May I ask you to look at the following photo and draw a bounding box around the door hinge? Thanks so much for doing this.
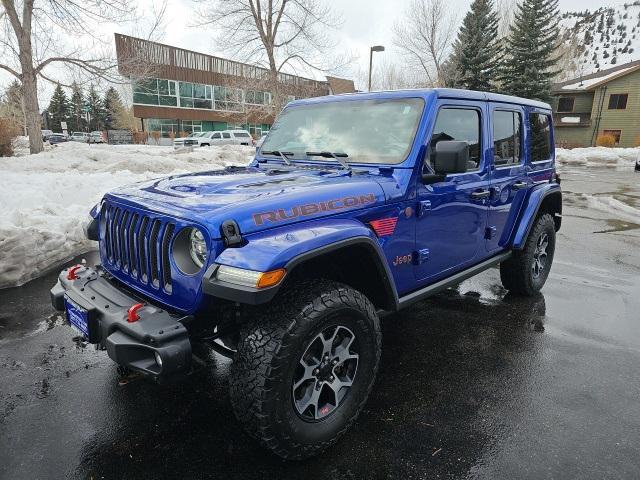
[419,200,431,218]
[485,226,497,239]
[414,248,430,264]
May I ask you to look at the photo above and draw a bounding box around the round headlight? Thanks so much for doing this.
[189,228,207,268]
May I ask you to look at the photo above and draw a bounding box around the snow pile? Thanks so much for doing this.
[556,147,640,167]
[0,142,254,288]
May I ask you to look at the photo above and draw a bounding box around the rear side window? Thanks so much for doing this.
[493,110,522,167]
[529,113,552,162]
[222,132,231,138]
[234,132,251,138]
[430,108,481,170]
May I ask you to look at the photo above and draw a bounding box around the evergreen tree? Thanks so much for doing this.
[68,82,86,132]
[103,87,124,130]
[0,81,25,132]
[85,85,104,131]
[48,84,70,132]
[450,0,502,91]
[500,0,560,102]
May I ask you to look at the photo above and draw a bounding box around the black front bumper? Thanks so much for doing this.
[51,266,192,380]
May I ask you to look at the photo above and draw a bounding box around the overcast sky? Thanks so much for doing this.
[0,0,624,105]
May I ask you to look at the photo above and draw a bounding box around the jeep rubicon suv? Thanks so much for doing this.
[51,89,562,459]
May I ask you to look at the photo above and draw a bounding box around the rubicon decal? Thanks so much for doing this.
[252,194,376,226]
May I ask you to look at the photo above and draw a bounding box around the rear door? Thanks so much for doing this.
[222,132,232,145]
[486,104,528,252]
[414,101,492,282]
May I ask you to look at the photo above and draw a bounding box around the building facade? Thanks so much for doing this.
[114,34,355,138]
[551,60,640,148]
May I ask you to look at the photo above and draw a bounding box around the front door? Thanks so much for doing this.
[486,104,529,252]
[414,102,492,282]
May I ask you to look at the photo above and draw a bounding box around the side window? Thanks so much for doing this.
[212,133,221,139]
[430,108,481,170]
[222,132,231,139]
[493,110,522,167]
[529,113,552,162]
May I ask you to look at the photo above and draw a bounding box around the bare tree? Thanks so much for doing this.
[193,0,349,110]
[0,0,134,153]
[393,0,458,87]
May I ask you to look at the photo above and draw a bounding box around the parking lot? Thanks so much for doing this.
[1,165,639,480]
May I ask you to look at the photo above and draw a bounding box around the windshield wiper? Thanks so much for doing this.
[305,151,350,170]
[261,150,293,166]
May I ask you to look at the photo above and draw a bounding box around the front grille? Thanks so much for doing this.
[101,203,176,293]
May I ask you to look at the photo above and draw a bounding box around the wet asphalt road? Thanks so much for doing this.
[1,166,639,480]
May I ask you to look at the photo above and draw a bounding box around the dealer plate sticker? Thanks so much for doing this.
[64,296,89,337]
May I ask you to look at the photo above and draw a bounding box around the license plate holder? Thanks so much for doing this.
[64,295,90,337]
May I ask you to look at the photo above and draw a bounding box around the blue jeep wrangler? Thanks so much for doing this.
[51,89,561,459]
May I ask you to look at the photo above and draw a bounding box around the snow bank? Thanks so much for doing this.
[0,142,253,288]
[556,147,640,167]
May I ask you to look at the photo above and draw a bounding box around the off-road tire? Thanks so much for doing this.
[228,279,381,460]
[500,213,556,296]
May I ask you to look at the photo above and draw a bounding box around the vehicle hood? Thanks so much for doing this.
[105,165,394,238]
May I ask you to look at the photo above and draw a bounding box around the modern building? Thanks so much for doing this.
[551,60,640,148]
[114,34,355,139]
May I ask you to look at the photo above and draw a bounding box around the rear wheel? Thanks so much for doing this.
[228,279,381,459]
[500,213,556,296]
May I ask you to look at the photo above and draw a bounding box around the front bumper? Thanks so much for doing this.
[51,265,192,380]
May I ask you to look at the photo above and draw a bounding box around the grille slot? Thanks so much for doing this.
[100,203,176,292]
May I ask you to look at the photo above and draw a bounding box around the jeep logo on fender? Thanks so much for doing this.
[252,194,377,226]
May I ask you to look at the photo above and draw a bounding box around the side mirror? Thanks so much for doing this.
[433,141,469,174]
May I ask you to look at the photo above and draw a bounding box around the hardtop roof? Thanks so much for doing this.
[289,88,552,110]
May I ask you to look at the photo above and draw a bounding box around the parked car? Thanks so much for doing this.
[198,130,253,147]
[41,129,53,141]
[70,132,90,142]
[48,133,68,145]
[87,131,104,144]
[173,131,207,149]
[51,89,561,460]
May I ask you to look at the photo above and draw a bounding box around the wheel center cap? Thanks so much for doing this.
[316,361,334,381]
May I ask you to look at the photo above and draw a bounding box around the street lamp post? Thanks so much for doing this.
[368,45,385,92]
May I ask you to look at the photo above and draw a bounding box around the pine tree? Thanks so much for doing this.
[85,85,104,131]
[48,84,70,132]
[68,82,86,132]
[103,87,124,130]
[450,0,502,91]
[500,0,560,102]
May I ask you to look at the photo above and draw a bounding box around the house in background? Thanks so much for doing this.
[551,60,640,148]
[114,34,355,139]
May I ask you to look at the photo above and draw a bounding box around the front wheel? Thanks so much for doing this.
[229,280,381,459]
[500,213,556,296]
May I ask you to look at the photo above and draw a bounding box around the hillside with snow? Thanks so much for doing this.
[559,2,640,80]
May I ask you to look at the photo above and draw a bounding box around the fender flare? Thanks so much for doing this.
[202,218,398,308]
[510,183,562,250]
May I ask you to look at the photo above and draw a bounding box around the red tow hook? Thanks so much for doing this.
[127,303,145,323]
[67,265,83,280]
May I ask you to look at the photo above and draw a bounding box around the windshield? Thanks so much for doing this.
[261,97,424,165]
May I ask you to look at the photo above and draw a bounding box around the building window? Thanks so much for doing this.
[493,110,522,167]
[602,129,621,144]
[245,90,272,105]
[179,82,212,109]
[180,120,202,134]
[608,94,628,109]
[146,118,179,137]
[213,86,243,111]
[430,108,482,169]
[557,97,574,112]
[133,78,178,106]
[529,113,552,162]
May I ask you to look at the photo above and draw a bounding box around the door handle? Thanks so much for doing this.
[512,181,528,190]
[470,189,491,200]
